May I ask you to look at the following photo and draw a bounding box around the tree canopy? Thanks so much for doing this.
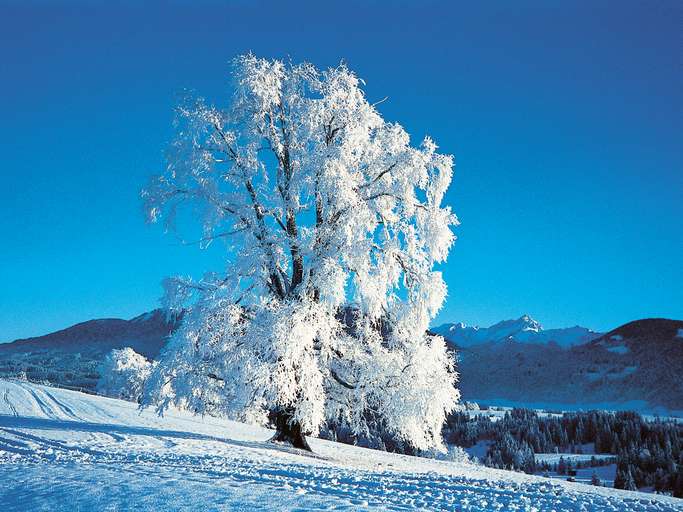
[141,54,459,451]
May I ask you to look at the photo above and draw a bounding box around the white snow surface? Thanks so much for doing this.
[0,380,681,511]
[534,453,616,464]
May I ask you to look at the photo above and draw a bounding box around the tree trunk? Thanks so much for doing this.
[270,408,312,451]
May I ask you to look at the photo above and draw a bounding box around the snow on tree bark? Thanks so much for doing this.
[140,54,460,452]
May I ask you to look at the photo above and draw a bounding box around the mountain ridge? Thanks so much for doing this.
[450,317,683,413]
[0,309,179,390]
[1,311,681,413]
[433,314,602,348]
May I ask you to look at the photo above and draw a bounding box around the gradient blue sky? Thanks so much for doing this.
[1,0,681,341]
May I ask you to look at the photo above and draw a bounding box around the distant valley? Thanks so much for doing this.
[434,316,683,415]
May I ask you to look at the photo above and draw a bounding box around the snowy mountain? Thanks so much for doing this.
[1,378,680,511]
[453,318,683,414]
[2,311,681,415]
[432,315,601,348]
[0,310,178,391]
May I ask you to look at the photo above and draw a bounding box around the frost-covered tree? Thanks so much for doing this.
[97,348,155,402]
[141,54,459,451]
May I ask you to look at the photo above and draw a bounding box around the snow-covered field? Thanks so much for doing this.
[0,380,681,511]
[534,453,616,465]
[533,453,618,488]
[468,400,683,423]
[538,463,618,489]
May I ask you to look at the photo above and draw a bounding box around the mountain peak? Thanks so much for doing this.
[433,315,600,349]
[517,314,542,331]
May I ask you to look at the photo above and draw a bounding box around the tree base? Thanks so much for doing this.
[270,410,312,451]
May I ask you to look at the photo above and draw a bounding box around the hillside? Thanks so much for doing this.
[452,318,683,413]
[0,310,178,390]
[0,379,680,511]
[2,312,682,415]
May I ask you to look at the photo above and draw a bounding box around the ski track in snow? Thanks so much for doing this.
[0,380,681,512]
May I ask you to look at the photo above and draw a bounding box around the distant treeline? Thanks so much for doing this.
[444,408,683,497]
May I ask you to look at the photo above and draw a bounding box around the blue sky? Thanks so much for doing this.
[1,0,681,341]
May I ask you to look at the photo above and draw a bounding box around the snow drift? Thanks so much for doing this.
[0,379,680,511]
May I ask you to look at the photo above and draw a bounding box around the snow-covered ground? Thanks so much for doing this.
[0,380,681,511]
[534,453,616,465]
[533,454,618,487]
[537,464,618,489]
[469,399,683,422]
[459,405,564,422]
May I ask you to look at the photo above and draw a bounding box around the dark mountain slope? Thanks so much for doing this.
[0,310,179,390]
[451,318,683,412]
